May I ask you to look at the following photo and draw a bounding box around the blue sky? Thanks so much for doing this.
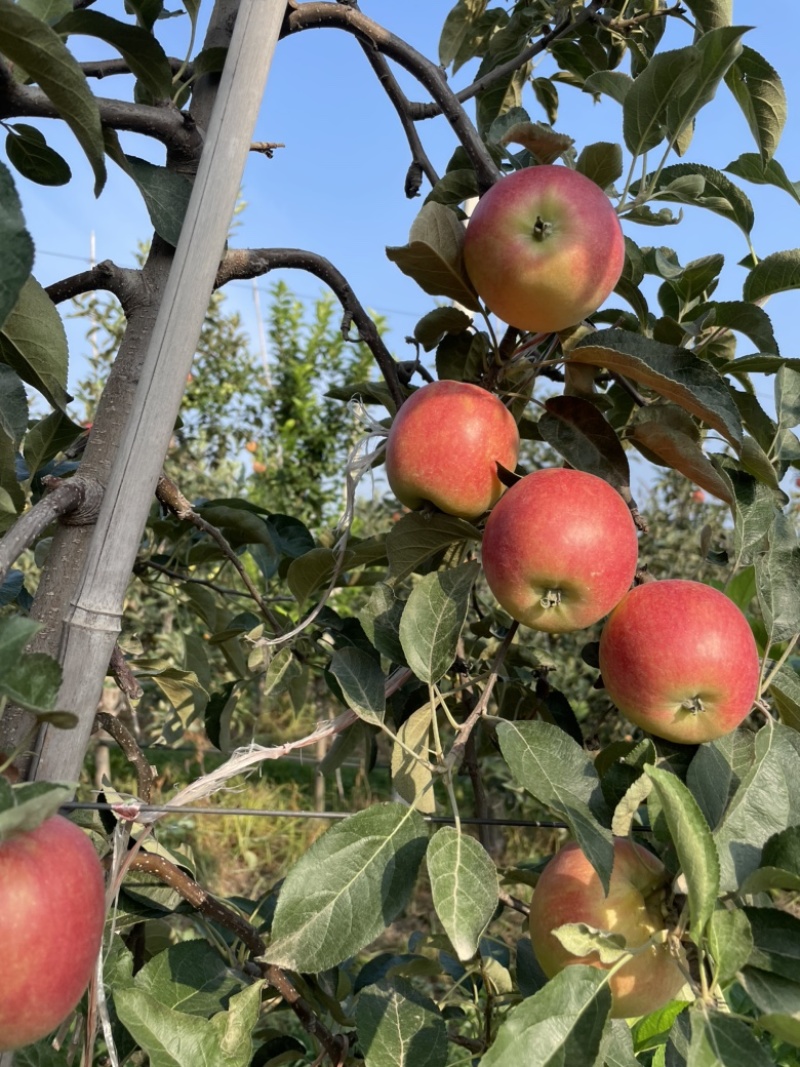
[10,1,800,432]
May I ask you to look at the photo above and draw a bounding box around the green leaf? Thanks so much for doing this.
[769,664,800,731]
[744,906,800,982]
[362,583,406,664]
[623,47,701,156]
[602,1018,641,1066]
[424,168,480,208]
[744,250,800,304]
[569,329,742,447]
[777,365,800,429]
[356,978,448,1067]
[398,561,479,684]
[132,941,247,1016]
[725,152,800,206]
[114,981,262,1067]
[713,724,800,891]
[105,134,193,248]
[386,203,480,311]
[552,922,630,965]
[0,0,105,194]
[0,275,70,410]
[391,703,435,813]
[665,27,747,149]
[631,164,754,238]
[682,0,731,32]
[0,161,34,332]
[739,966,800,1044]
[17,0,72,22]
[22,409,82,475]
[724,45,786,162]
[686,732,756,830]
[712,462,779,565]
[265,803,427,972]
[0,365,28,447]
[700,300,778,354]
[755,512,800,644]
[1,650,63,713]
[426,826,498,961]
[707,909,753,984]
[644,766,719,940]
[413,307,472,352]
[583,71,633,106]
[329,647,386,725]
[287,540,387,605]
[0,782,72,839]
[5,123,71,186]
[688,1010,774,1067]
[537,395,630,494]
[54,10,173,99]
[628,417,732,504]
[0,615,40,675]
[480,965,611,1067]
[575,142,623,191]
[497,720,613,892]
[261,648,302,697]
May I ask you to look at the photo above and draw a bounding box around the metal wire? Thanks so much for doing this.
[63,800,652,831]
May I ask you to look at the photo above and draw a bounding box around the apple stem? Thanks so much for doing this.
[681,696,705,714]
[540,588,562,610]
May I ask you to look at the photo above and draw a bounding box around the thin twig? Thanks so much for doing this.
[95,711,151,802]
[216,247,406,410]
[155,472,285,634]
[109,644,144,702]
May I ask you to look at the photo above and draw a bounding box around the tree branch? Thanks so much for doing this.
[356,38,440,194]
[45,260,145,310]
[0,477,104,589]
[95,711,151,801]
[281,2,500,192]
[120,851,347,1063]
[216,247,406,410]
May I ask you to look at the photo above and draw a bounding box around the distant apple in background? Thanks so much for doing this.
[0,815,106,1051]
[481,468,638,632]
[385,380,520,520]
[463,164,625,334]
[529,838,686,1019]
[598,579,760,744]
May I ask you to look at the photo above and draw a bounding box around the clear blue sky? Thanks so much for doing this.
[11,2,800,427]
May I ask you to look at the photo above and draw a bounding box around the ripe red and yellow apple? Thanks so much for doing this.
[0,815,106,1051]
[598,579,760,744]
[529,838,686,1018]
[385,380,520,520]
[481,468,638,632]
[463,165,625,334]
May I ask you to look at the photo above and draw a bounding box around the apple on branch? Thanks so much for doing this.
[463,164,625,334]
[529,837,687,1019]
[385,379,520,521]
[481,468,639,632]
[0,814,106,1051]
[598,579,761,744]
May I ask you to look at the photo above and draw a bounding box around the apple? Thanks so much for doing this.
[529,838,686,1019]
[598,579,760,744]
[385,380,520,520]
[463,165,625,334]
[481,468,638,632]
[0,814,106,1051]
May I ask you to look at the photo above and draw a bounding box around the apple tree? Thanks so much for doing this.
[1,0,800,1064]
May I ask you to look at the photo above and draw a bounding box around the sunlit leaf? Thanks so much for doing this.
[426,826,498,961]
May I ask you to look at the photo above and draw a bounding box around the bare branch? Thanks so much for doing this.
[357,39,440,194]
[0,82,203,158]
[79,57,186,79]
[217,246,406,410]
[45,260,145,310]
[250,140,285,157]
[282,2,500,192]
[108,644,144,703]
[0,477,104,589]
[94,711,151,801]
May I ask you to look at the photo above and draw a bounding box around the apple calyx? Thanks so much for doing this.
[681,696,705,714]
[539,588,563,609]
[532,216,553,241]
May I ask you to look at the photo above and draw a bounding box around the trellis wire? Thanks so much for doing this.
[63,800,652,831]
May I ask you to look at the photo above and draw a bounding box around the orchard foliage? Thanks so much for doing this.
[1,1,800,1065]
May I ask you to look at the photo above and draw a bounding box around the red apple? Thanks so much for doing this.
[385,380,520,520]
[598,579,760,744]
[481,468,638,632]
[463,165,625,334]
[0,814,106,1051]
[529,838,686,1019]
